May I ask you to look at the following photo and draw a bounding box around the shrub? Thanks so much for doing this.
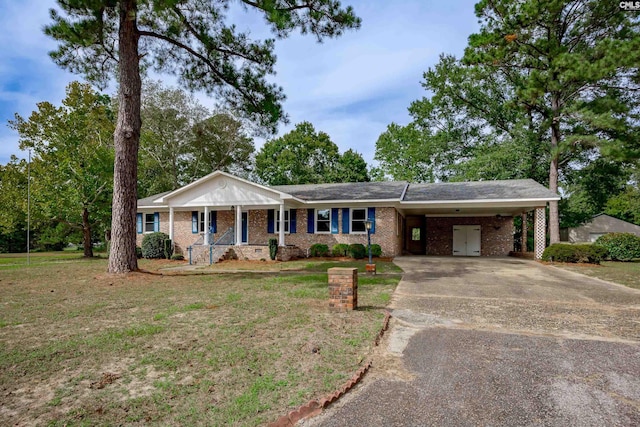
[171,254,184,261]
[268,238,278,260]
[332,243,350,257]
[141,232,170,259]
[541,243,608,264]
[370,244,382,257]
[594,232,640,261]
[309,243,329,257]
[348,243,366,259]
[163,239,173,259]
[135,246,142,259]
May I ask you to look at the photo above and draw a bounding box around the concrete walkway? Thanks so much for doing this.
[303,256,640,426]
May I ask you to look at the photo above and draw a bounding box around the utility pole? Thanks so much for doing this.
[27,149,31,266]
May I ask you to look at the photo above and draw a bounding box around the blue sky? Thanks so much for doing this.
[0,0,480,166]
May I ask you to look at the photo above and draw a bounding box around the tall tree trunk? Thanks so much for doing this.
[82,207,94,258]
[108,0,141,273]
[548,94,561,244]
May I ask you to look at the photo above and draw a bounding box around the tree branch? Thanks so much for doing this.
[137,29,261,110]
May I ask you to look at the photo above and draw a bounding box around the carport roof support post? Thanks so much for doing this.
[534,207,546,259]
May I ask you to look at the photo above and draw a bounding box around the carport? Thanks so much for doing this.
[399,180,561,259]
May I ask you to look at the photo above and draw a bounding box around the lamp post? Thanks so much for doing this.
[364,219,376,275]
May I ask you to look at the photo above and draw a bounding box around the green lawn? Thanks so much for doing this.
[0,251,100,268]
[0,254,400,426]
[558,260,640,290]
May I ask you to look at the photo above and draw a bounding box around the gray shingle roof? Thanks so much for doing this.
[137,191,171,207]
[402,179,558,202]
[271,181,408,201]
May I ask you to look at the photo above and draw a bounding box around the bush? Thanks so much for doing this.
[332,243,349,257]
[135,246,142,259]
[171,254,184,261]
[163,239,173,259]
[348,243,366,259]
[141,232,170,259]
[370,244,382,257]
[594,232,640,261]
[309,243,329,257]
[541,243,608,264]
[268,238,278,260]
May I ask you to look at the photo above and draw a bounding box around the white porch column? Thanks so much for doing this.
[235,205,242,245]
[169,207,174,241]
[204,206,210,245]
[534,207,546,259]
[278,203,285,246]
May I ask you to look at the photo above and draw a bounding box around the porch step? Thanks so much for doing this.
[190,245,234,265]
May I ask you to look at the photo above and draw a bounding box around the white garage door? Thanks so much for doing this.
[453,225,481,256]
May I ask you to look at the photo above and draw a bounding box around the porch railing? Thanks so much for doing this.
[187,227,235,265]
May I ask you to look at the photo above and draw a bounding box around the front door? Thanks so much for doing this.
[241,211,248,244]
[453,225,481,256]
[406,216,426,255]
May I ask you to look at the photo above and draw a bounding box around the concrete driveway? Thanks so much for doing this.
[304,257,640,426]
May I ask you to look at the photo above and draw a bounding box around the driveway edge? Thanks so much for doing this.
[268,311,392,427]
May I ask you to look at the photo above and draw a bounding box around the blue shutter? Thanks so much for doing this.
[331,208,339,234]
[267,209,275,233]
[307,209,315,233]
[136,213,143,234]
[154,212,160,232]
[191,211,198,234]
[368,207,376,234]
[210,211,217,234]
[342,208,350,234]
[290,209,297,234]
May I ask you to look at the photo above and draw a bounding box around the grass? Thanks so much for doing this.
[558,260,640,290]
[205,257,404,274]
[0,251,95,268]
[0,253,401,426]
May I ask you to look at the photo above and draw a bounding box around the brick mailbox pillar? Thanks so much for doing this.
[328,267,358,311]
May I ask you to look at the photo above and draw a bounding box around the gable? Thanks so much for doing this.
[585,214,640,232]
[159,173,287,208]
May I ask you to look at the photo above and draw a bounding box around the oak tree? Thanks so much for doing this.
[9,82,115,257]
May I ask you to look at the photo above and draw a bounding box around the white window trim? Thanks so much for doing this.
[144,213,155,234]
[350,208,367,234]
[276,209,290,234]
[199,211,206,233]
[315,208,331,234]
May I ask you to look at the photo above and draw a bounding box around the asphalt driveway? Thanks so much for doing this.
[303,257,640,426]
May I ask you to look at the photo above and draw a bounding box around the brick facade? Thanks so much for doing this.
[425,216,514,256]
[136,209,516,259]
[137,206,404,258]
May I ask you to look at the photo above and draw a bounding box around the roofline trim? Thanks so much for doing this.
[138,204,168,209]
[301,198,402,204]
[400,196,559,205]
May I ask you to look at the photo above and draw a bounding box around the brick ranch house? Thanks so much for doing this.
[136,171,560,264]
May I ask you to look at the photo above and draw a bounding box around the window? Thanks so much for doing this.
[316,209,331,233]
[276,210,290,233]
[351,208,367,233]
[144,213,155,233]
[199,212,206,233]
[411,227,421,241]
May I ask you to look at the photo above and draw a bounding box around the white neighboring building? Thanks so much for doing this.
[566,214,640,243]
